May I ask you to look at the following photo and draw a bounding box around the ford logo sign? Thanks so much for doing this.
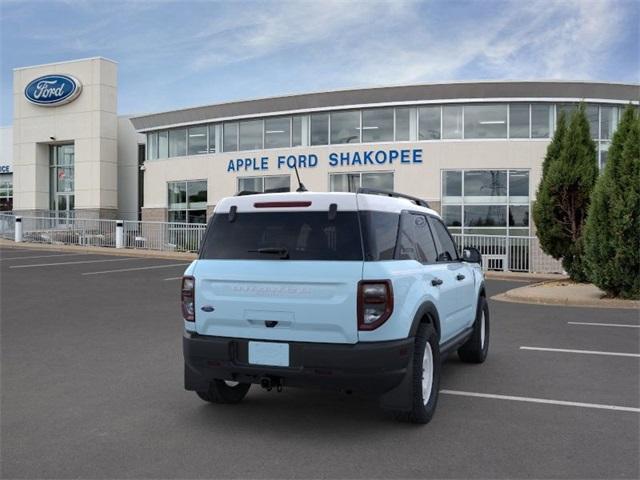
[24,74,82,106]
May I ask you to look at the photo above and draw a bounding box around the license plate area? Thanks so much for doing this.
[248,341,290,367]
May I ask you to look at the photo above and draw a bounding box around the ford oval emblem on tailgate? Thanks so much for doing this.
[201,305,215,312]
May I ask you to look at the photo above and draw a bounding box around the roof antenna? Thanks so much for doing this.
[293,163,308,192]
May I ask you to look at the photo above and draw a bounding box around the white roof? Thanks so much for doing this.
[215,191,440,217]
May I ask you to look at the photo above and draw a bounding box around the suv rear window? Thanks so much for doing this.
[200,211,363,261]
[359,211,400,261]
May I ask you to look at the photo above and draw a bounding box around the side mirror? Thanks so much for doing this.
[462,247,482,265]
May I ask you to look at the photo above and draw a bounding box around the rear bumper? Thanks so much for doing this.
[183,332,414,394]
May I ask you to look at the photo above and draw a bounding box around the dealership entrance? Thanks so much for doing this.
[49,144,75,220]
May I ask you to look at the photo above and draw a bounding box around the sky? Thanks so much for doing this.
[1,0,638,126]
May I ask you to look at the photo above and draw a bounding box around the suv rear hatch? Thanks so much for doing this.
[193,193,363,344]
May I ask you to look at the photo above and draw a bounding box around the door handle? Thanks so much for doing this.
[431,278,443,286]
[456,274,466,281]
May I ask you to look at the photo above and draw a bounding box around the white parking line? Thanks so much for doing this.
[568,321,640,329]
[440,390,640,413]
[164,277,182,281]
[520,346,640,358]
[10,258,135,269]
[83,263,190,276]
[1,253,87,261]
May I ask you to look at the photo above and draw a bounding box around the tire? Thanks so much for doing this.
[196,379,251,404]
[403,322,441,424]
[458,295,490,363]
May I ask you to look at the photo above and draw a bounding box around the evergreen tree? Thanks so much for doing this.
[584,106,640,298]
[542,111,567,177]
[533,104,598,281]
[532,112,567,260]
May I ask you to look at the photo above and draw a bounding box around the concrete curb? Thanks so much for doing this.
[0,239,197,261]
[492,281,640,310]
[484,271,568,282]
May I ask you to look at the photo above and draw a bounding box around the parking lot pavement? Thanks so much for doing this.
[1,246,638,479]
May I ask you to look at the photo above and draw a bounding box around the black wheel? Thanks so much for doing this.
[196,379,251,404]
[401,322,441,424]
[458,295,490,363]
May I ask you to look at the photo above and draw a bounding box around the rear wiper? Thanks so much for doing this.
[248,247,290,259]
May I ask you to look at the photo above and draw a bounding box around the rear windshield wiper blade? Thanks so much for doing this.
[248,247,290,259]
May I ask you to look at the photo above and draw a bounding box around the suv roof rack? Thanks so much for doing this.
[357,188,431,209]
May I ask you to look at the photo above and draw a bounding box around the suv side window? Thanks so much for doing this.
[396,212,438,263]
[428,216,459,262]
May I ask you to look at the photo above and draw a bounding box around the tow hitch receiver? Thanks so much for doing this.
[260,376,283,392]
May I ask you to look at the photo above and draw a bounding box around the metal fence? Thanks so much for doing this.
[20,216,118,248]
[122,220,207,252]
[1,213,564,273]
[452,233,564,274]
[0,213,15,240]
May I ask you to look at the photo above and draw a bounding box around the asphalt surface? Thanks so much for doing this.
[1,245,639,479]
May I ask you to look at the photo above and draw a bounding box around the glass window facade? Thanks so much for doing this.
[0,173,13,211]
[208,124,216,153]
[441,169,529,235]
[463,170,508,203]
[419,106,441,140]
[310,113,329,145]
[442,170,462,200]
[395,107,411,141]
[464,104,507,139]
[239,120,263,151]
[147,132,158,160]
[292,116,303,147]
[509,104,529,138]
[442,105,463,139]
[600,106,619,140]
[265,117,291,149]
[49,144,75,219]
[238,175,290,193]
[158,131,168,159]
[362,108,394,143]
[530,104,552,138]
[329,171,393,192]
[223,122,238,152]
[187,126,207,156]
[330,110,360,144]
[142,102,624,160]
[168,180,207,223]
[586,104,599,139]
[169,128,187,157]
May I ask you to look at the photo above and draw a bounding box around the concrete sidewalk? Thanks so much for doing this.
[493,279,640,310]
[0,238,197,261]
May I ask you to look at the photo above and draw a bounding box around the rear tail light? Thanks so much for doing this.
[181,276,195,322]
[358,280,393,330]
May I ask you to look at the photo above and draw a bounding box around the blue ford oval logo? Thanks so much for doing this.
[24,74,82,106]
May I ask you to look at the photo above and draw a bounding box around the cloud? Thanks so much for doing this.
[176,0,635,86]
[188,0,412,71]
[339,0,632,85]
[1,0,636,124]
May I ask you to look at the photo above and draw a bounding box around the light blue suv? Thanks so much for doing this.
[182,189,488,423]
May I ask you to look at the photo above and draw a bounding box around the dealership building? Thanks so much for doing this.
[4,57,638,240]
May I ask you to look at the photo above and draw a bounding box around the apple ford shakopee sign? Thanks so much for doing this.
[24,74,82,106]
